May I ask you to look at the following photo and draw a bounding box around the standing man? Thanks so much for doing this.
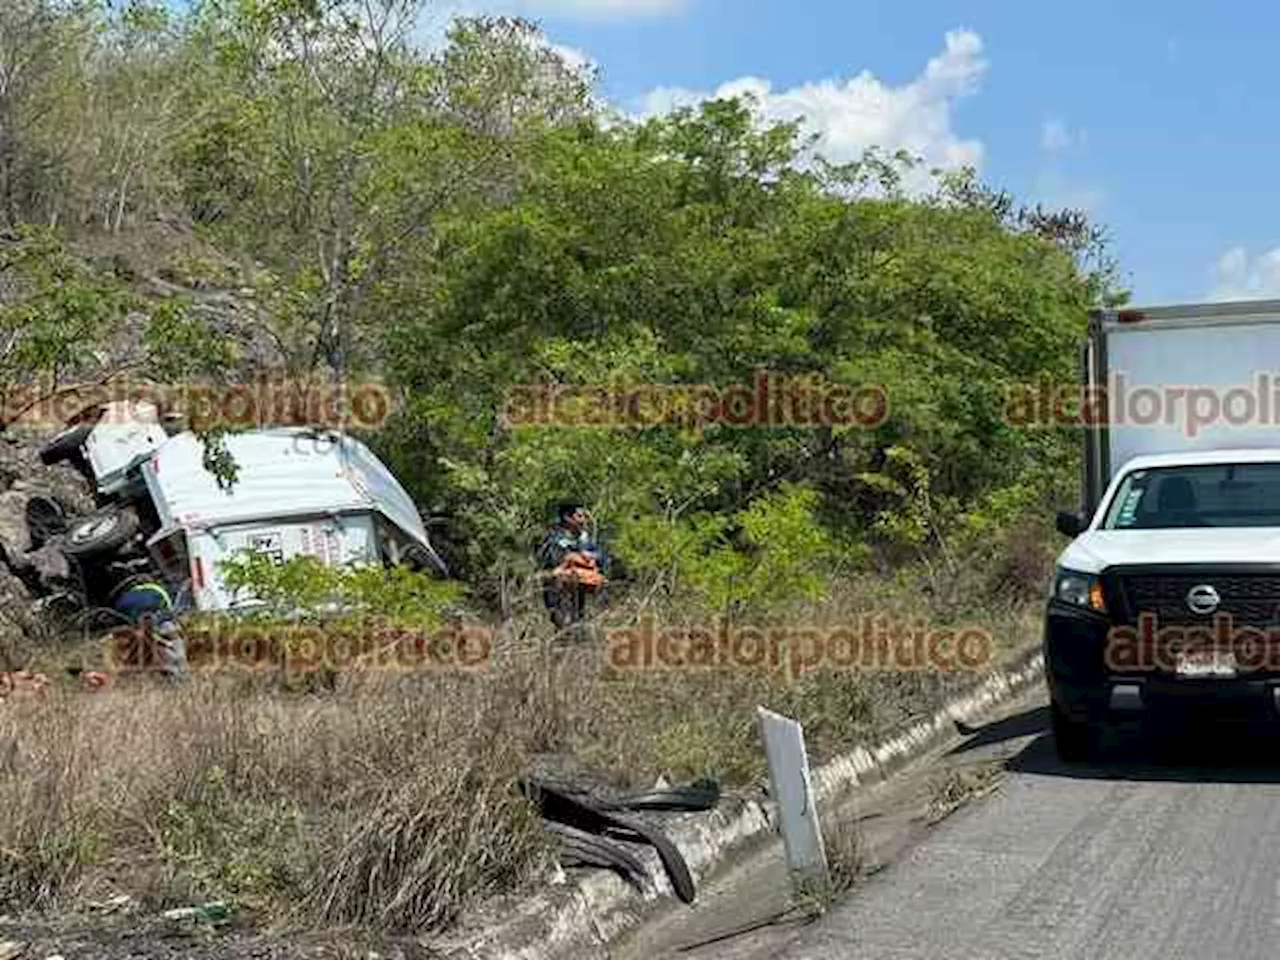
[537,502,609,631]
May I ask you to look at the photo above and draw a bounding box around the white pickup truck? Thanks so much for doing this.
[1047,300,1280,760]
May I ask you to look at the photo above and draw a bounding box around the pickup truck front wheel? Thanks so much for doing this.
[1050,701,1094,763]
[63,507,139,559]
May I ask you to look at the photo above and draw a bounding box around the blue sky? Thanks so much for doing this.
[445,0,1280,305]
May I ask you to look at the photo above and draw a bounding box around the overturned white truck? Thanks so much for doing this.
[41,401,446,613]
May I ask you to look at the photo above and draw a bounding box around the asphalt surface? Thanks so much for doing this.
[783,708,1280,960]
[621,691,1280,960]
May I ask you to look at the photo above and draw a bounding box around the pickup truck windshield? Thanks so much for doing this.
[1102,462,1280,529]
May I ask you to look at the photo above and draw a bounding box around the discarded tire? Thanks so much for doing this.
[596,778,721,813]
[544,821,651,891]
[521,777,700,905]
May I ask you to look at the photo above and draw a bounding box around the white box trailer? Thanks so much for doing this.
[45,404,447,613]
[154,514,382,611]
[137,428,444,611]
[1080,299,1280,519]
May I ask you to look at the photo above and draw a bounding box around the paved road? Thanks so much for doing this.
[620,696,1280,960]
[776,708,1280,960]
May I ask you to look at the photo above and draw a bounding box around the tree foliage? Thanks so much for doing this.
[0,0,1123,615]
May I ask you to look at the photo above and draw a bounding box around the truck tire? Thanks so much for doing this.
[25,494,67,550]
[63,507,139,559]
[595,778,721,813]
[39,422,93,465]
[1051,701,1093,763]
[520,776,698,905]
[543,821,650,890]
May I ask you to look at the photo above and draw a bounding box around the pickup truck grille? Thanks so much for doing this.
[1117,572,1280,626]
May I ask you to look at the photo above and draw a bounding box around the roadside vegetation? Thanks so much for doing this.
[0,0,1125,943]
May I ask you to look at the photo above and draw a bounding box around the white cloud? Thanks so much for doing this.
[421,0,684,27]
[633,29,988,193]
[1041,118,1074,153]
[634,83,710,116]
[411,0,666,51]
[1210,247,1280,301]
[410,4,471,51]
[1032,116,1099,214]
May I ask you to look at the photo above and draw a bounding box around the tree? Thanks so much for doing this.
[375,97,1120,605]
[175,4,592,390]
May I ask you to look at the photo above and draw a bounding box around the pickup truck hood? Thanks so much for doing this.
[1060,529,1280,574]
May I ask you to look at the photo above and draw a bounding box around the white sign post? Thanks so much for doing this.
[757,706,830,890]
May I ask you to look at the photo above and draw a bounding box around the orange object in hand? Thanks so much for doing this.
[552,552,608,592]
[575,569,608,591]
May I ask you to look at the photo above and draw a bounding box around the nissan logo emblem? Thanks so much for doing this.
[1185,584,1221,615]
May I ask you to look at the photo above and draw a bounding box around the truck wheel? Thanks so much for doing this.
[1051,701,1093,762]
[25,494,67,550]
[39,423,93,465]
[63,507,139,559]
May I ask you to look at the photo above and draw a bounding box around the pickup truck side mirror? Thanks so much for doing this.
[1055,510,1084,538]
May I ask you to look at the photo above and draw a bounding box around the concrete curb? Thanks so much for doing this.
[436,647,1046,960]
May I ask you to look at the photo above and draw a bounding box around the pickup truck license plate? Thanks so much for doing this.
[1174,650,1237,678]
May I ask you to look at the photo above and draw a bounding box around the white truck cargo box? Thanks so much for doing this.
[1082,300,1280,517]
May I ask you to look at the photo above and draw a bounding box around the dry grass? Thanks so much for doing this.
[820,811,866,895]
[0,564,1045,937]
[0,672,553,932]
[498,569,1044,788]
[790,811,866,915]
[926,759,1006,824]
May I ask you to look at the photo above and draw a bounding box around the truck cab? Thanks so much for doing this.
[1046,300,1280,760]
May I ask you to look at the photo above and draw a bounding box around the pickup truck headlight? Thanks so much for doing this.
[1053,568,1107,612]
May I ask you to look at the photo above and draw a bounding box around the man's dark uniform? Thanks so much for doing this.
[537,515,608,629]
